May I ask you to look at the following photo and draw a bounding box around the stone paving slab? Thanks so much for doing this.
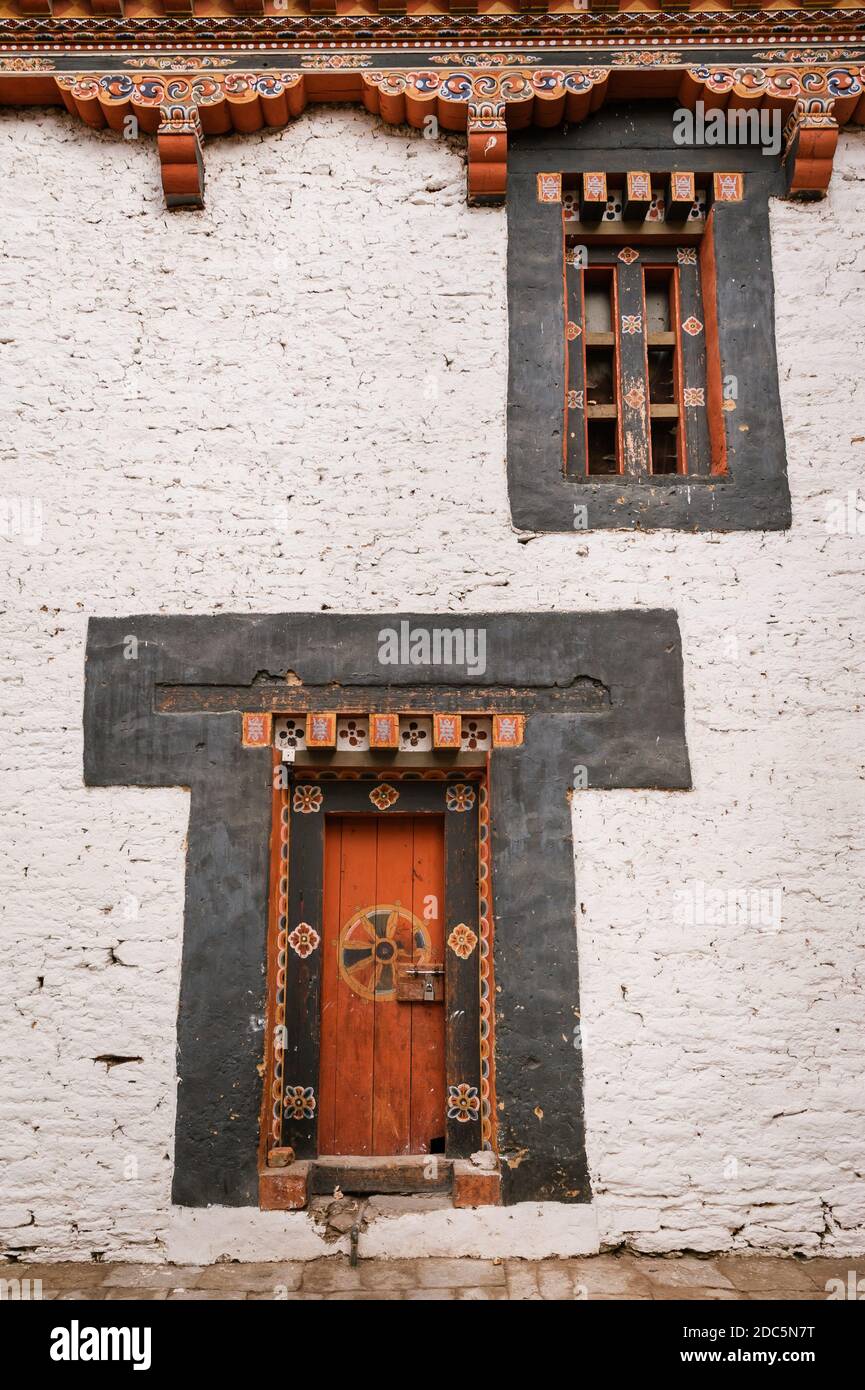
[195,1262,303,1293]
[103,1266,205,1290]
[633,1256,736,1290]
[713,1255,820,1294]
[3,1253,861,1301]
[14,1262,114,1289]
[414,1258,506,1288]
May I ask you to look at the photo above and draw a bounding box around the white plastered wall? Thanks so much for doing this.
[0,107,863,1262]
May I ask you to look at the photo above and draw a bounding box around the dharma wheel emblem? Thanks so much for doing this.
[338,904,431,1002]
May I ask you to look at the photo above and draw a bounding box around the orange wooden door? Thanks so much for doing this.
[318,814,446,1156]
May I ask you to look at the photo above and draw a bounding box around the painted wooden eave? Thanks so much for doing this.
[0,13,863,206]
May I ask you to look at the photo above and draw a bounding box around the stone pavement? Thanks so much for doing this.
[3,1253,861,1300]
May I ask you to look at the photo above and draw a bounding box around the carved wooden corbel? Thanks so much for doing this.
[467,102,508,206]
[157,105,204,210]
[783,97,840,199]
[679,64,857,199]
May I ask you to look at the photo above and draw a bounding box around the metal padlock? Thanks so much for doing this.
[423,976,435,1002]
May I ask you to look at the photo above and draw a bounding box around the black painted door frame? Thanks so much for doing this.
[281,773,482,1159]
[85,609,691,1205]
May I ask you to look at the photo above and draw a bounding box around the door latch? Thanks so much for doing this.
[396,963,444,1002]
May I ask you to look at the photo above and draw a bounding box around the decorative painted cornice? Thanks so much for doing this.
[1,13,863,208]
[3,11,865,46]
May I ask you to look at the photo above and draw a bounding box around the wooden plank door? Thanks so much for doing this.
[318,814,446,1156]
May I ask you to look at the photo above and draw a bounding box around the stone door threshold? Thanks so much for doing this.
[259,1154,501,1211]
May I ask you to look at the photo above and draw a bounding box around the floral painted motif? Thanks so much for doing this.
[752,48,855,63]
[123,55,226,70]
[369,783,400,810]
[300,54,374,69]
[677,247,698,265]
[566,321,582,340]
[275,716,306,751]
[611,50,684,66]
[0,57,56,71]
[684,387,706,407]
[617,246,639,264]
[461,720,490,752]
[448,923,479,960]
[337,718,368,749]
[448,1083,480,1122]
[567,389,584,411]
[293,785,323,814]
[682,316,704,336]
[624,383,646,411]
[288,922,320,959]
[621,314,643,335]
[446,784,476,813]
[284,1085,316,1120]
[400,720,430,749]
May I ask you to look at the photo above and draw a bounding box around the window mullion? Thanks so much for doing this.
[615,259,651,478]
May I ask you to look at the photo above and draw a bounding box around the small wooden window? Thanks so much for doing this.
[564,234,717,482]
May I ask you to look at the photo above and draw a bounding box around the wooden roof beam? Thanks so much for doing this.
[580,171,607,222]
[623,170,652,219]
[666,171,695,220]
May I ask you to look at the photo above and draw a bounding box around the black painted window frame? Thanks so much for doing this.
[506,109,792,532]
